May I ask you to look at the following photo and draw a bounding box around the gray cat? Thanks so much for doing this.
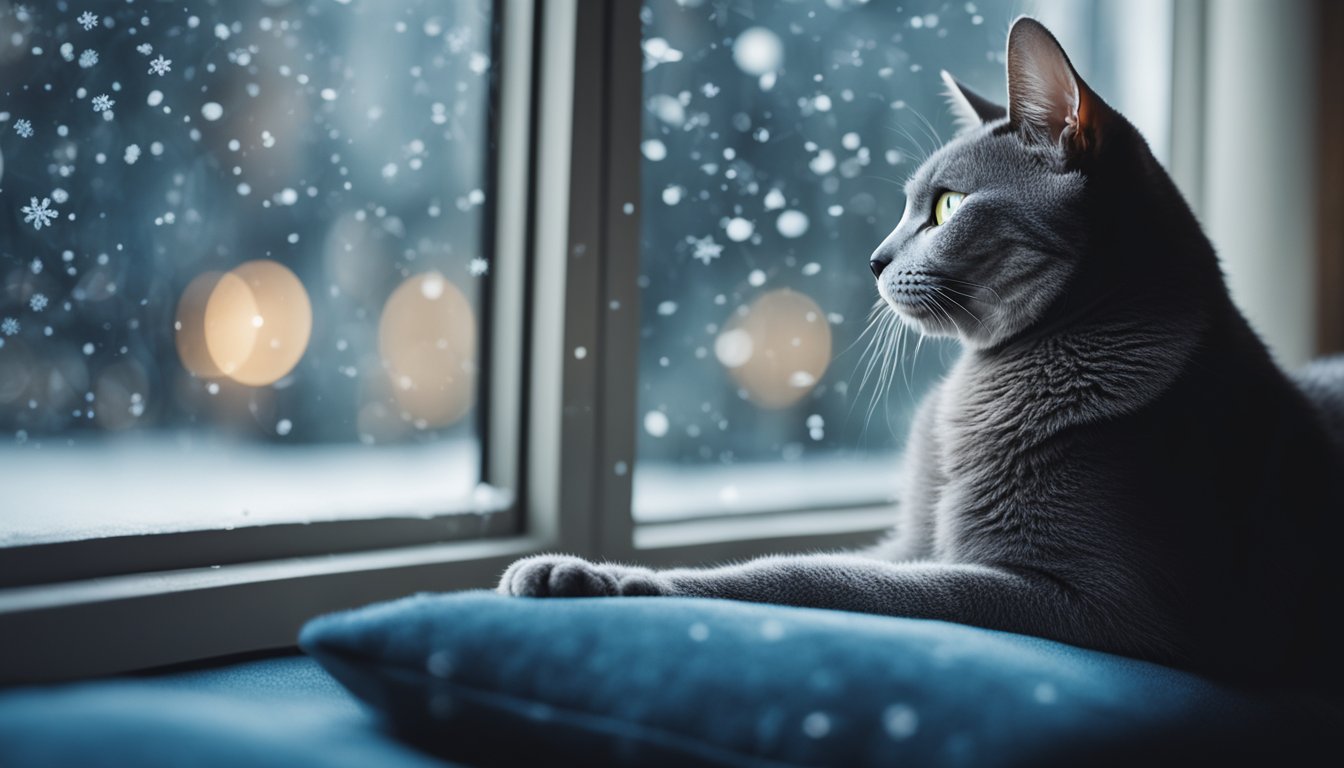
[500,17,1344,687]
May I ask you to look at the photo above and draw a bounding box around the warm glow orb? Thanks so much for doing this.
[378,272,477,427]
[175,271,230,379]
[722,288,832,409]
[201,271,261,379]
[178,261,313,387]
[212,260,313,386]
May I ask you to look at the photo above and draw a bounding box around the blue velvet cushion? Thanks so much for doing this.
[0,656,462,768]
[300,591,1332,767]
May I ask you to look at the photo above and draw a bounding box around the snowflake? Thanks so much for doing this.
[14,119,33,138]
[79,48,98,68]
[147,55,172,76]
[77,11,98,30]
[1,317,18,337]
[92,94,115,112]
[21,197,58,230]
[691,235,724,265]
[136,43,153,56]
[468,257,489,277]
[29,293,48,312]
[30,258,43,274]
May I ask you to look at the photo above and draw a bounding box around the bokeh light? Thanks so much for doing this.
[720,289,832,409]
[378,272,477,428]
[176,261,312,387]
[221,260,312,386]
[174,271,230,379]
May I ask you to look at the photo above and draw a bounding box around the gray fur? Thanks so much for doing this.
[500,17,1344,688]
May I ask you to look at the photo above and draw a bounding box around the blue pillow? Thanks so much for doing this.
[300,591,1332,767]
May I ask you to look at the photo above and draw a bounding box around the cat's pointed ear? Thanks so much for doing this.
[940,70,1007,133]
[1005,17,1106,153]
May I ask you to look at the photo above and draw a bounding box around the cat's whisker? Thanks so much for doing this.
[906,105,947,156]
[866,314,900,432]
[940,276,1004,303]
[933,286,983,326]
[849,310,897,424]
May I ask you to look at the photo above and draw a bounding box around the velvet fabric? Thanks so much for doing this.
[300,591,1335,767]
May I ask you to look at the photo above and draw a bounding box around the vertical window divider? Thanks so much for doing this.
[485,0,538,503]
[593,0,644,561]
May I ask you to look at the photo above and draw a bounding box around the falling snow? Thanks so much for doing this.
[644,410,670,437]
[21,197,58,230]
[92,94,115,112]
[468,257,489,276]
[78,49,99,68]
[147,55,172,76]
[732,27,784,76]
[1,318,18,336]
[77,11,99,31]
[29,294,49,312]
[690,236,723,265]
[136,43,153,56]
[14,119,33,138]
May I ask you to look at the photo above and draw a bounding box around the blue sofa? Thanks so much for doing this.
[0,592,1334,766]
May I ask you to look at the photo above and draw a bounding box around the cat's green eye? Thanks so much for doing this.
[934,191,966,226]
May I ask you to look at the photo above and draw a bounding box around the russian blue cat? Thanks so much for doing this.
[500,17,1344,687]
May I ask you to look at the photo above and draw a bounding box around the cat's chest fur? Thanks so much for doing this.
[925,323,1189,557]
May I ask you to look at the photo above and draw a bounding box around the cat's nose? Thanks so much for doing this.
[869,251,893,279]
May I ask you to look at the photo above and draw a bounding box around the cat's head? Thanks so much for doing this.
[869,17,1145,349]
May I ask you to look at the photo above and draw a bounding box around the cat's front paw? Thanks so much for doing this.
[497,555,667,598]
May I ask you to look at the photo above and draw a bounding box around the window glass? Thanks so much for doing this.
[634,0,1171,521]
[0,1,496,546]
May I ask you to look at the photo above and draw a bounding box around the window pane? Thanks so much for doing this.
[634,0,1171,521]
[0,1,497,546]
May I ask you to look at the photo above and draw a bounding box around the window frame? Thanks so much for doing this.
[0,0,549,683]
[0,0,1199,684]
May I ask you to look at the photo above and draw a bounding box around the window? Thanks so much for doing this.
[0,1,504,549]
[0,0,1190,682]
[632,0,1173,522]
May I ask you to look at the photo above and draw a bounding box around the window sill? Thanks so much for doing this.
[0,536,544,685]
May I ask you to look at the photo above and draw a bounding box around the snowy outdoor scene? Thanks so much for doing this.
[0,1,494,538]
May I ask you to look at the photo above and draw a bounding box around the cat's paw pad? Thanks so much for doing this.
[497,555,664,598]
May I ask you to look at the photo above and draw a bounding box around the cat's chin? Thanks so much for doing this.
[884,299,953,338]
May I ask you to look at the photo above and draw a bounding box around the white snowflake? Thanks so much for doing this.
[14,119,33,138]
[30,258,43,274]
[147,55,172,76]
[79,48,99,68]
[468,257,489,277]
[77,11,98,30]
[21,197,59,230]
[92,93,115,112]
[29,293,48,312]
[51,188,70,204]
[1,317,18,336]
[691,235,724,265]
[136,43,153,56]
